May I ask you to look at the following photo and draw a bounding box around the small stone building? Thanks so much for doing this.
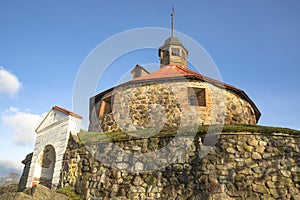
[89,35,261,132]
[19,106,82,190]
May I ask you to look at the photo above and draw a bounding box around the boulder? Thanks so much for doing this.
[0,183,18,195]
[31,184,67,200]
[0,192,33,200]
[0,184,67,200]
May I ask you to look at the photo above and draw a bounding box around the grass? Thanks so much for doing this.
[215,124,300,135]
[79,124,300,144]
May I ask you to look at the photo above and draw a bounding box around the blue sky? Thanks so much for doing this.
[0,0,300,176]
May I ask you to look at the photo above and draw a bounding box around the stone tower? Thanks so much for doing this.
[158,7,188,68]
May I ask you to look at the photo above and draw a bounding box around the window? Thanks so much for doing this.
[247,106,256,124]
[163,50,169,57]
[188,87,206,106]
[172,48,180,56]
[181,50,186,59]
[99,95,114,117]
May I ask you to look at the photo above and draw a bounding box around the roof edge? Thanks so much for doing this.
[92,75,261,123]
[35,106,83,133]
[53,105,83,119]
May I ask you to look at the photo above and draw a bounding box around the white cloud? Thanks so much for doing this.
[1,107,45,146]
[0,160,23,178]
[0,67,22,97]
[0,160,22,172]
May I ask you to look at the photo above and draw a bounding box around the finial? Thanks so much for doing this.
[171,5,174,37]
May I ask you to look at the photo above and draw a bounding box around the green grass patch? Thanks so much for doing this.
[79,124,300,144]
[220,124,300,135]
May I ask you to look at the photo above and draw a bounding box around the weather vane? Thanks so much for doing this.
[171,5,174,37]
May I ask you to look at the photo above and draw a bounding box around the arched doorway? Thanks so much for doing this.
[38,145,56,188]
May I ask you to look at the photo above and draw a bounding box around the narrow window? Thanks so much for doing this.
[172,48,180,56]
[163,50,169,57]
[247,106,256,124]
[99,95,114,117]
[188,87,206,106]
[181,50,186,59]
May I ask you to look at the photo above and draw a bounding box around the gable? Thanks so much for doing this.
[35,108,69,133]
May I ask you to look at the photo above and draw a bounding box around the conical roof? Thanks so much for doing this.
[163,36,183,46]
[159,36,188,53]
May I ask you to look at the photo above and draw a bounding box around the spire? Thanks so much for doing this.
[171,5,174,37]
[159,6,188,68]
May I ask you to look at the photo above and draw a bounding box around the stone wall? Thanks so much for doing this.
[89,80,257,132]
[18,153,33,191]
[59,131,300,200]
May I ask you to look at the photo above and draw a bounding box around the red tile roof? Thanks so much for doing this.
[35,106,82,133]
[53,105,83,119]
[133,64,238,90]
